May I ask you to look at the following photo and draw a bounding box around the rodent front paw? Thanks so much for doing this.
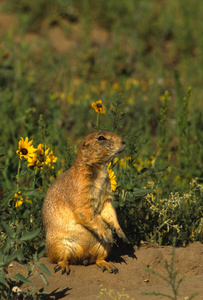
[100,233,114,244]
[116,228,129,243]
[122,235,129,243]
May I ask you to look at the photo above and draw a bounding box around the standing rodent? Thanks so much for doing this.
[42,131,128,274]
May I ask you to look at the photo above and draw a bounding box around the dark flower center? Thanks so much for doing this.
[96,103,102,111]
[21,148,28,155]
[40,153,45,162]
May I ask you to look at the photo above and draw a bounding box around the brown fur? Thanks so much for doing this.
[42,131,128,274]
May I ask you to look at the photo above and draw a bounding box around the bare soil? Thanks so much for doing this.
[9,242,203,300]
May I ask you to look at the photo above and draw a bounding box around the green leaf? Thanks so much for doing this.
[188,293,199,300]
[24,262,32,273]
[133,188,152,197]
[15,221,23,235]
[16,251,25,263]
[0,190,16,207]
[38,273,49,286]
[20,169,29,177]
[0,274,7,284]
[25,190,44,199]
[20,228,41,241]
[1,221,14,237]
[13,273,33,285]
[0,146,5,156]
[37,263,52,277]
[125,184,133,191]
[37,244,46,260]
[5,248,23,264]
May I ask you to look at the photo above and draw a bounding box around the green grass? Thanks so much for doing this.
[0,0,203,297]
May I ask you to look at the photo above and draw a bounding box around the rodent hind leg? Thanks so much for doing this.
[96,259,118,274]
[54,260,70,275]
[47,237,84,275]
[90,241,118,274]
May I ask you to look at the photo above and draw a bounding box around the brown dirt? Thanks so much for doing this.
[9,242,203,300]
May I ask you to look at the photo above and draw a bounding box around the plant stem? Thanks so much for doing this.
[31,167,38,189]
[159,90,170,169]
[16,159,22,192]
[96,113,99,127]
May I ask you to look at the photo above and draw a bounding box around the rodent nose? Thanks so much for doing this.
[121,139,125,145]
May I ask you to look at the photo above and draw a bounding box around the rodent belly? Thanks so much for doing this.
[48,207,111,263]
[62,227,111,265]
[53,208,101,246]
[68,222,100,246]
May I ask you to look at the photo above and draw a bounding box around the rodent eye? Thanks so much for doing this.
[98,136,107,141]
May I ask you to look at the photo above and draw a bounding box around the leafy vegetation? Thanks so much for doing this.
[0,0,203,297]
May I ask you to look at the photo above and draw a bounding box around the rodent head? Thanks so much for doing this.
[76,131,125,167]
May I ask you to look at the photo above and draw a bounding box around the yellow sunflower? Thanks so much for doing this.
[9,191,32,208]
[46,150,58,169]
[28,144,57,170]
[119,156,131,167]
[91,100,106,114]
[16,137,37,161]
[107,163,117,191]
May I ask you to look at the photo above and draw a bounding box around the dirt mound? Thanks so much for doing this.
[9,242,203,299]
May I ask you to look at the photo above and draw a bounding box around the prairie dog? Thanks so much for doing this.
[42,131,128,274]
